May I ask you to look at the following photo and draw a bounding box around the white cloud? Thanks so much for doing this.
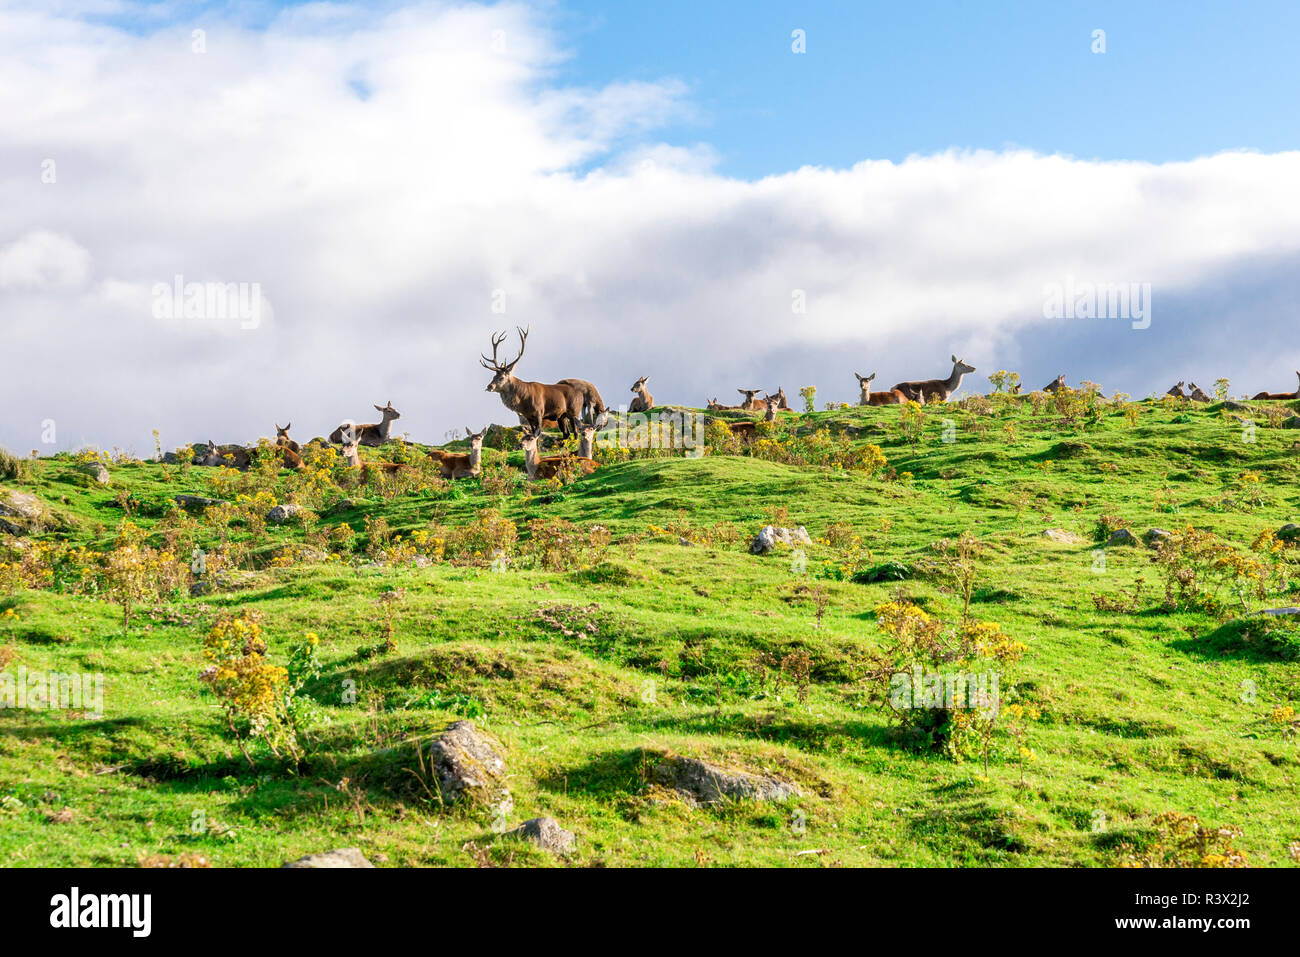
[1,1,1299,453]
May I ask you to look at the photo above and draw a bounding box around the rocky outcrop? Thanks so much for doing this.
[649,755,799,807]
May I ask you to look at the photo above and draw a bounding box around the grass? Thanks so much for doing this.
[2,392,1299,867]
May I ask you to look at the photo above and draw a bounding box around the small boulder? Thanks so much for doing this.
[649,755,799,807]
[1106,528,1139,547]
[0,491,48,535]
[749,525,808,554]
[79,462,110,484]
[267,504,302,524]
[424,721,508,806]
[282,848,374,868]
[506,817,575,856]
[174,495,225,509]
[1041,528,1082,544]
[1143,528,1172,548]
[1277,524,1300,543]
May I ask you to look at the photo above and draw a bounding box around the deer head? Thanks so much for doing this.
[275,422,291,438]
[951,354,976,376]
[737,388,761,405]
[773,386,788,407]
[855,372,876,397]
[764,396,780,421]
[631,375,649,394]
[374,401,400,422]
[481,327,528,392]
[339,425,360,467]
[465,425,487,450]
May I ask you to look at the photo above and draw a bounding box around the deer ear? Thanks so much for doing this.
[465,426,473,436]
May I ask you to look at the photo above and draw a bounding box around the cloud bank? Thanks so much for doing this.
[2,0,1299,453]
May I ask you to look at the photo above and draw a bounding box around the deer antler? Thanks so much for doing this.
[480,330,510,370]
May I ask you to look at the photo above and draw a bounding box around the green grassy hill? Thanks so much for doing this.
[2,391,1299,867]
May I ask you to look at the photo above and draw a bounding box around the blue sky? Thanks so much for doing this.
[551,0,1300,176]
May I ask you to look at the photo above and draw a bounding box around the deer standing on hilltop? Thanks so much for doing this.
[557,378,606,426]
[891,355,975,403]
[1042,374,1066,393]
[855,372,908,406]
[481,328,583,439]
[1252,371,1300,400]
[328,402,400,446]
[519,428,598,481]
[628,376,654,413]
[429,427,487,479]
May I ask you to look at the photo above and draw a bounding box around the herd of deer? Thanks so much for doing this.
[191,328,1299,480]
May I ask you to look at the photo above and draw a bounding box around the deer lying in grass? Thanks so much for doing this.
[1043,374,1066,393]
[1187,382,1213,403]
[429,426,487,479]
[577,422,598,459]
[558,378,606,425]
[1166,381,1187,399]
[706,397,740,410]
[199,441,251,469]
[1252,371,1300,400]
[736,388,766,411]
[891,355,975,403]
[855,372,908,406]
[628,375,654,413]
[275,423,300,453]
[328,402,400,446]
[519,428,598,481]
[482,327,583,439]
[770,387,790,410]
[727,396,780,441]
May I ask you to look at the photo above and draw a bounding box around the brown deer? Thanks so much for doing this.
[429,426,487,479]
[727,396,780,441]
[891,355,975,403]
[628,375,654,413]
[1042,374,1066,393]
[558,378,607,425]
[338,428,361,468]
[577,422,598,459]
[481,327,583,439]
[1165,381,1187,399]
[855,372,908,406]
[328,402,400,446]
[199,441,251,469]
[519,428,598,481]
[736,388,766,411]
[1252,371,1300,400]
[274,423,300,453]
[770,386,790,410]
[276,444,305,471]
[706,397,739,410]
[1187,382,1212,403]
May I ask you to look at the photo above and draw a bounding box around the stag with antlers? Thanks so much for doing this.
[481,327,584,438]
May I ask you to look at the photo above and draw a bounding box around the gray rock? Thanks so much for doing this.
[679,537,693,547]
[1222,400,1252,413]
[0,491,47,535]
[649,755,799,807]
[282,848,374,868]
[79,462,110,484]
[791,526,812,545]
[750,525,808,554]
[174,495,225,509]
[266,504,302,524]
[1106,528,1139,547]
[506,817,575,855]
[1277,524,1300,543]
[1143,528,1172,548]
[424,721,508,806]
[1041,528,1082,544]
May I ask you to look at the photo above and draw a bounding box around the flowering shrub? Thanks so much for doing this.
[1117,812,1247,868]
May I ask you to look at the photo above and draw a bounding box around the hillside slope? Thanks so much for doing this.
[2,393,1298,867]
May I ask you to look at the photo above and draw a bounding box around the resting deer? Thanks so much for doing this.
[577,422,598,459]
[558,378,607,425]
[328,402,400,447]
[892,355,975,403]
[338,428,361,468]
[275,423,300,453]
[628,375,654,413]
[276,444,305,471]
[1252,371,1300,400]
[855,372,908,406]
[482,327,583,439]
[519,428,598,481]
[1166,381,1187,399]
[1187,382,1212,403]
[727,396,780,441]
[1042,374,1066,393]
[429,426,487,479]
[736,388,766,411]
[707,397,739,410]
[199,441,251,469]
[770,387,790,410]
